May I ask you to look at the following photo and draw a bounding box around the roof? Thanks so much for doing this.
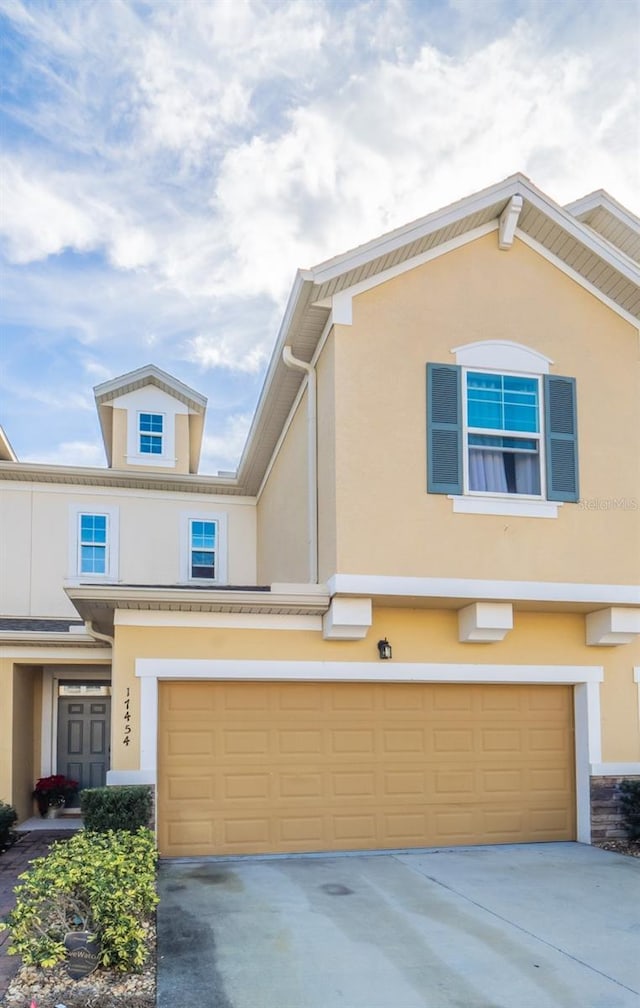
[93,363,207,411]
[0,426,18,462]
[564,191,640,264]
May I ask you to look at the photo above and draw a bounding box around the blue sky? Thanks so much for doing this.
[1,0,638,474]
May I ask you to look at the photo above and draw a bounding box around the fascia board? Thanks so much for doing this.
[0,460,242,494]
[65,584,330,613]
[308,173,530,284]
[518,180,640,284]
[309,174,639,289]
[565,191,640,234]
[94,364,207,411]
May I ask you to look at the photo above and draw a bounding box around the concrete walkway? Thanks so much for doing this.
[0,826,78,997]
[157,842,640,1008]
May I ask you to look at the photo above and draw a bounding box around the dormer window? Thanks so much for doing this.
[139,412,164,455]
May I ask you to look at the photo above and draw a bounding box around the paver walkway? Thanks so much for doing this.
[0,830,72,997]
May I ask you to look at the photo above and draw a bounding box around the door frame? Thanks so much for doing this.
[40,664,112,780]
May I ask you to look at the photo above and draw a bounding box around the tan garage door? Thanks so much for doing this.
[157,681,575,857]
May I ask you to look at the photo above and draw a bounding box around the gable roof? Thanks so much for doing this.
[564,190,640,264]
[236,172,640,495]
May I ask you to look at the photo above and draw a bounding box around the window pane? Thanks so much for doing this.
[80,514,107,544]
[191,521,216,549]
[191,551,215,579]
[467,372,539,434]
[81,545,106,574]
[140,413,163,433]
[140,434,162,454]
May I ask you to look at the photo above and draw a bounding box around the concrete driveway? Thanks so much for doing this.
[157,843,640,1008]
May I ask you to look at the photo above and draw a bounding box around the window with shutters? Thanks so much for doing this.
[427,359,578,517]
[466,371,541,495]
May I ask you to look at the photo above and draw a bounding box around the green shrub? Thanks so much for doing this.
[0,801,18,853]
[0,828,158,971]
[620,779,640,840]
[80,785,152,832]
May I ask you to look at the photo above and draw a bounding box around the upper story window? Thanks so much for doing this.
[79,513,108,574]
[139,412,164,455]
[68,505,119,582]
[427,348,578,517]
[180,511,228,584]
[190,519,217,579]
[466,372,541,496]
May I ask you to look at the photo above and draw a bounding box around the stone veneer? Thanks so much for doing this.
[590,775,640,841]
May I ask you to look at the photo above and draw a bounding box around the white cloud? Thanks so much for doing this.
[199,412,254,475]
[0,0,638,473]
[22,439,106,468]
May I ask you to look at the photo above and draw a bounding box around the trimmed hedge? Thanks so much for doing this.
[80,785,152,832]
[0,828,158,971]
[620,779,640,840]
[0,801,18,853]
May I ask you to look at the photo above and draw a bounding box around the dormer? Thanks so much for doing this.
[94,365,207,474]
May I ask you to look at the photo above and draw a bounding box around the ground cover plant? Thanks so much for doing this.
[0,828,158,972]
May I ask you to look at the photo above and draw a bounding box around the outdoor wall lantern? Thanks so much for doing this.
[377,638,392,660]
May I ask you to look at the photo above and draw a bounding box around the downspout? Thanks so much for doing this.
[84,620,114,647]
[282,347,318,584]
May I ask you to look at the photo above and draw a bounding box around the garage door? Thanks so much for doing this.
[157,681,575,857]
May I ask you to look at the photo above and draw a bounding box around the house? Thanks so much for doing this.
[1,173,639,858]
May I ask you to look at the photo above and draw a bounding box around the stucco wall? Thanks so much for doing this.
[110,609,640,773]
[257,388,310,584]
[11,665,38,821]
[0,482,256,617]
[330,233,639,585]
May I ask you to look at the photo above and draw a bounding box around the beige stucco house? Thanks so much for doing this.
[1,173,639,857]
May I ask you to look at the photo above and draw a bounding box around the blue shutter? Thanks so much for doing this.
[544,375,579,502]
[427,364,462,494]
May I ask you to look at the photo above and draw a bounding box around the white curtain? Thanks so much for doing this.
[514,454,539,494]
[469,450,539,494]
[469,450,508,492]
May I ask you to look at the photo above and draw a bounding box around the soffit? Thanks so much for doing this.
[0,461,246,496]
[65,584,331,637]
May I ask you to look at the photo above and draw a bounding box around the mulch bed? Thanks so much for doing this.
[592,838,640,858]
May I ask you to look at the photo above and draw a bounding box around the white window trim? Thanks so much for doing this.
[449,495,561,518]
[135,658,604,844]
[68,505,119,582]
[180,511,228,585]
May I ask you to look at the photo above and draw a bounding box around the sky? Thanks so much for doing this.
[1,0,639,475]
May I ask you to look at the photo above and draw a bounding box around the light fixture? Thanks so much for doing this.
[377,638,392,660]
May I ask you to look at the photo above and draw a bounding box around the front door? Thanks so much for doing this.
[57,684,111,792]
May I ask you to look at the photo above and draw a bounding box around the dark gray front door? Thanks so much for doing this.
[57,691,111,791]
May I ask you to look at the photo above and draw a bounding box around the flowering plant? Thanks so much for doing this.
[32,774,79,813]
